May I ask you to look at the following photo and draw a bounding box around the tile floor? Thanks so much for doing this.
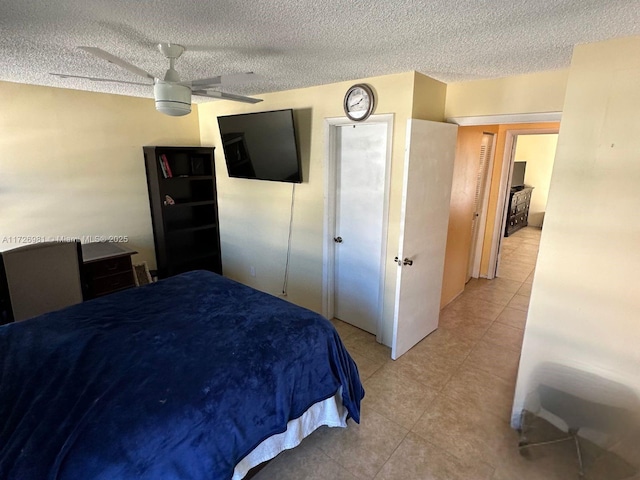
[254,227,635,479]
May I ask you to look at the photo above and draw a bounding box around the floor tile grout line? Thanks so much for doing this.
[370,428,412,480]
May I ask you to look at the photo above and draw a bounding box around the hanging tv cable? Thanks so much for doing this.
[282,183,296,296]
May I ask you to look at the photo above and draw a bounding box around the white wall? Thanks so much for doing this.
[0,81,201,267]
[514,134,558,227]
[512,36,640,465]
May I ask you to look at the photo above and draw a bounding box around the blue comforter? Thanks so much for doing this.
[0,271,364,479]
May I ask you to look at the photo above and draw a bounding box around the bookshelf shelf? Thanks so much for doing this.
[165,200,216,208]
[143,146,222,279]
[164,175,214,180]
[166,223,218,234]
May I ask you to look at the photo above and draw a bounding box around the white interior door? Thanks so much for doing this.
[392,119,458,359]
[334,123,388,334]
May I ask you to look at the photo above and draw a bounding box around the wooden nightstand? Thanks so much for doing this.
[81,243,137,299]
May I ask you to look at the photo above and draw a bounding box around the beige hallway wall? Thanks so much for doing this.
[512,36,640,466]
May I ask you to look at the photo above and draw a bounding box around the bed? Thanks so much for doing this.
[0,270,364,479]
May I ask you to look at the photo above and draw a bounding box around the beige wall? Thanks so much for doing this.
[514,134,558,227]
[412,72,447,121]
[198,72,447,346]
[512,36,640,464]
[445,69,569,119]
[0,81,201,267]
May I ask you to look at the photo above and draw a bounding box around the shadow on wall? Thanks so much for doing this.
[517,362,640,477]
[528,211,545,228]
[292,108,312,183]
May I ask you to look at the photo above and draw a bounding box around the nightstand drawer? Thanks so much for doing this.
[84,256,132,278]
[81,243,138,300]
[88,271,135,297]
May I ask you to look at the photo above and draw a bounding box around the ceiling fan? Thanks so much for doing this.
[51,43,262,116]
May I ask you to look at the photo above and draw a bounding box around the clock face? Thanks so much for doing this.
[344,84,374,121]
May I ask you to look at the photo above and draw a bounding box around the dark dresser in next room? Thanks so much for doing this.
[505,186,534,237]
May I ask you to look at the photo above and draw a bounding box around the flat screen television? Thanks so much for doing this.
[217,109,302,183]
[511,161,527,188]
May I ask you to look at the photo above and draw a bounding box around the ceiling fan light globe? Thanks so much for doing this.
[158,43,185,60]
[154,81,192,116]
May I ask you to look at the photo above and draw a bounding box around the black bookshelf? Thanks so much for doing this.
[143,146,222,279]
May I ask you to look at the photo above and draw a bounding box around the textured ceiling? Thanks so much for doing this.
[1,0,639,102]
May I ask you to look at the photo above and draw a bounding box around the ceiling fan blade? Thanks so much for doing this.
[50,72,151,86]
[182,72,257,88]
[181,76,222,88]
[192,90,262,104]
[78,46,155,80]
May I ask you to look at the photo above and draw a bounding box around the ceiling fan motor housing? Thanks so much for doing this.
[154,81,191,116]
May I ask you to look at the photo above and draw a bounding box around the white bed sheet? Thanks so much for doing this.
[233,387,348,479]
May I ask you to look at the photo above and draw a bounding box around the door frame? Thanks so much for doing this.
[487,127,559,278]
[322,114,394,341]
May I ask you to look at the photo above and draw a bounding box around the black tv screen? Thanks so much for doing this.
[217,109,302,183]
[511,161,527,188]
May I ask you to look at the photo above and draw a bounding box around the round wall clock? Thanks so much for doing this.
[343,84,375,121]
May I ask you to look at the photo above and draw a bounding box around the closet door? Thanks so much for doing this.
[468,133,495,280]
[333,123,388,334]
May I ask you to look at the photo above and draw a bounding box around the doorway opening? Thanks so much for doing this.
[491,131,559,281]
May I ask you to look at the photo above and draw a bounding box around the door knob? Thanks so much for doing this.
[395,256,413,266]
[334,236,343,243]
